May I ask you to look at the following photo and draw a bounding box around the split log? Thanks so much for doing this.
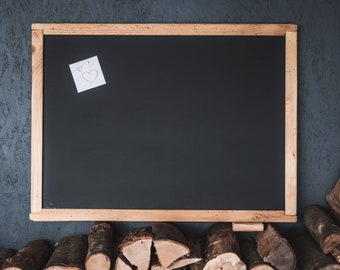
[150,250,188,270]
[0,249,16,268]
[85,222,113,270]
[114,257,133,270]
[255,224,296,270]
[304,204,340,254]
[1,240,50,270]
[149,247,163,270]
[152,223,189,269]
[326,176,340,215]
[169,234,202,270]
[149,248,184,270]
[45,235,88,270]
[240,239,274,270]
[203,223,246,270]
[113,237,133,270]
[118,227,153,270]
[285,227,340,270]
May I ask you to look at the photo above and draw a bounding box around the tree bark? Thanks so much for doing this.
[203,223,246,270]
[0,249,16,268]
[330,245,340,264]
[152,223,190,269]
[255,224,296,270]
[304,204,340,254]
[326,177,340,215]
[240,239,274,270]
[85,222,113,270]
[285,226,340,270]
[45,235,88,270]
[1,240,50,270]
[113,237,133,270]
[118,227,153,270]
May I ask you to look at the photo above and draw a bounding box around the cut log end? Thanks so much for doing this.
[153,240,190,268]
[118,227,153,270]
[122,238,153,270]
[256,225,296,270]
[152,223,190,268]
[262,239,295,270]
[114,257,133,270]
[249,265,275,270]
[202,253,246,270]
[168,258,202,269]
[85,253,111,270]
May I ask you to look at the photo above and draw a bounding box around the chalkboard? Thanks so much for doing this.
[31,24,298,224]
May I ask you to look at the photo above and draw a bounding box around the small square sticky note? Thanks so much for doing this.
[69,56,106,93]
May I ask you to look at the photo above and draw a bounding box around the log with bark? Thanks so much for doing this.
[45,235,88,270]
[203,223,246,270]
[285,226,340,270]
[162,234,202,270]
[118,227,153,270]
[304,204,340,254]
[326,176,340,215]
[85,222,114,270]
[0,249,16,268]
[240,239,274,270]
[175,235,203,270]
[112,237,133,270]
[113,237,133,270]
[152,223,190,269]
[255,224,296,270]
[330,245,340,264]
[1,240,50,270]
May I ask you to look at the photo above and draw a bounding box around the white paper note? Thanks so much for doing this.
[69,56,106,93]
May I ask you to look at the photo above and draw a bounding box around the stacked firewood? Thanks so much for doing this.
[3,177,340,270]
[0,221,297,270]
[285,176,340,270]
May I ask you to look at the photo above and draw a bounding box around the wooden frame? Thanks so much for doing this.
[31,24,298,224]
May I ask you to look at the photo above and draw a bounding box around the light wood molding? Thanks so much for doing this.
[31,29,44,213]
[32,23,297,36]
[30,209,297,222]
[31,24,298,224]
[285,31,298,215]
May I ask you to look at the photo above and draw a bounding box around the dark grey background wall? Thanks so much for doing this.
[1,0,340,249]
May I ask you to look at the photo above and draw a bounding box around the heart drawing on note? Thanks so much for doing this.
[82,69,98,84]
[69,56,106,93]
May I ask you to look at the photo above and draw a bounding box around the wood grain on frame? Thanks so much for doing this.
[31,29,43,214]
[30,209,297,222]
[285,31,298,215]
[31,24,298,223]
[32,23,297,36]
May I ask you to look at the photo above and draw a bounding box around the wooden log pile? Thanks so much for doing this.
[0,221,298,270]
[5,177,340,269]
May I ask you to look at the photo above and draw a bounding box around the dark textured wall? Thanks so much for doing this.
[1,0,340,249]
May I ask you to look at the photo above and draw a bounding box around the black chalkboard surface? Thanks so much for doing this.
[31,24,297,223]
